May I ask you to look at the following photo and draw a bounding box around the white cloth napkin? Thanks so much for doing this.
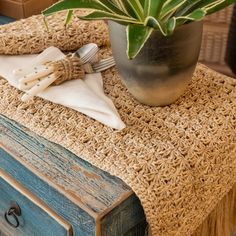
[0,46,126,130]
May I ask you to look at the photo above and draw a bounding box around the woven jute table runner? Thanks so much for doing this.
[0,14,236,236]
[1,63,236,236]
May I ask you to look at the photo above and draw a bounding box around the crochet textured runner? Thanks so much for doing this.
[1,60,236,235]
[0,14,236,236]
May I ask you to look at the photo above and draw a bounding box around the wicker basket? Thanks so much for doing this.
[199,5,234,76]
[200,25,229,65]
[204,5,233,24]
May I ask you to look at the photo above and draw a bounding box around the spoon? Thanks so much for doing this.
[73,43,99,64]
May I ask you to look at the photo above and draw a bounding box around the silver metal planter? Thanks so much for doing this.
[108,21,203,106]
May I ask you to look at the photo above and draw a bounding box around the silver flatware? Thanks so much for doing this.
[84,57,116,73]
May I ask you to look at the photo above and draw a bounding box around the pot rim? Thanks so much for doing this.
[108,19,203,34]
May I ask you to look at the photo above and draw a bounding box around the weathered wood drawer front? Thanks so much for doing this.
[0,147,96,236]
[0,114,147,236]
[0,170,72,236]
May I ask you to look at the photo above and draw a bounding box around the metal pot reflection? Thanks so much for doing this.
[108,20,203,106]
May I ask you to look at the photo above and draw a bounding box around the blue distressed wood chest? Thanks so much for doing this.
[0,114,147,235]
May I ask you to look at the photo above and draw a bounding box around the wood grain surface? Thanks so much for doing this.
[0,170,72,236]
[0,114,146,235]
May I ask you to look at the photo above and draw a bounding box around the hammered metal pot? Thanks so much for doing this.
[108,21,203,106]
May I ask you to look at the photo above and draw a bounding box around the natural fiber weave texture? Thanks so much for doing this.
[49,56,85,85]
[0,57,236,235]
[0,11,109,55]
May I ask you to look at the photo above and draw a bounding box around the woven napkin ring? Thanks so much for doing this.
[46,56,86,86]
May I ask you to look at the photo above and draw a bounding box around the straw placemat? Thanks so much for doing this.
[1,59,236,235]
[0,11,109,55]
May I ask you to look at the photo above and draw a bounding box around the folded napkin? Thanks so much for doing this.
[0,47,126,130]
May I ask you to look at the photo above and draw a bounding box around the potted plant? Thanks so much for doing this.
[43,0,236,106]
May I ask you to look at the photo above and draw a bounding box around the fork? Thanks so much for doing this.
[83,57,116,73]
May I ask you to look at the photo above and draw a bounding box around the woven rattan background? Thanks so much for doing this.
[200,5,234,76]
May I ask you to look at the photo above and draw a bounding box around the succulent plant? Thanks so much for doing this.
[43,0,236,59]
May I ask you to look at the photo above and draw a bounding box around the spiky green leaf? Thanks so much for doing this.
[42,0,236,60]
[160,0,188,19]
[144,16,167,35]
[139,0,145,8]
[175,8,206,25]
[204,0,236,14]
[175,0,203,16]
[43,0,129,17]
[43,0,108,16]
[166,17,176,35]
[79,10,140,24]
[111,0,129,14]
[126,24,153,59]
[144,0,166,18]
[126,0,144,20]
[65,9,73,25]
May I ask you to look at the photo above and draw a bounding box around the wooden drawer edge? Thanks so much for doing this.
[0,143,98,218]
[0,169,73,236]
[0,138,134,220]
